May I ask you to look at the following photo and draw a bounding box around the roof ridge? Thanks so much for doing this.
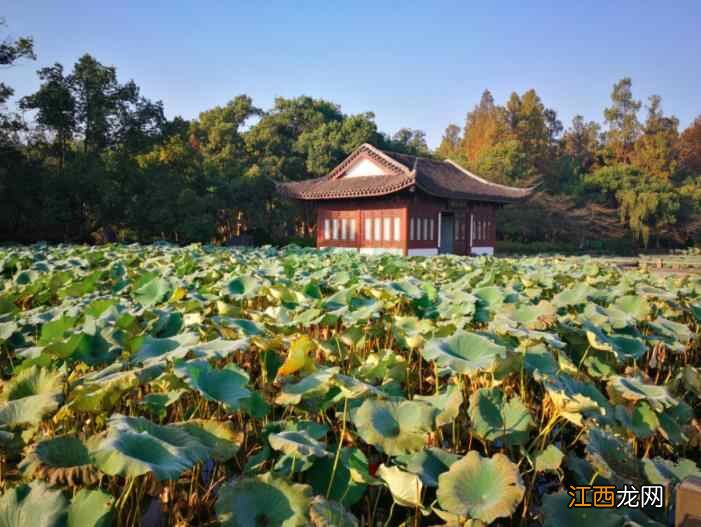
[443,159,536,193]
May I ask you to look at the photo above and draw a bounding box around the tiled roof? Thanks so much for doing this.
[277,144,534,203]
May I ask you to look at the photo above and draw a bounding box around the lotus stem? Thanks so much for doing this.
[326,397,348,498]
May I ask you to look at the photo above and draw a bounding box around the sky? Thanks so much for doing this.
[3,1,701,148]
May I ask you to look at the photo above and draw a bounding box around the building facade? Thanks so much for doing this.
[278,144,533,256]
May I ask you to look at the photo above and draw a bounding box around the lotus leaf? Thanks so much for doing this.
[173,419,243,462]
[468,387,533,447]
[436,451,524,524]
[215,472,312,527]
[534,445,564,472]
[422,332,507,376]
[308,496,359,527]
[541,491,624,527]
[268,430,329,459]
[0,366,63,426]
[585,429,643,485]
[0,481,67,527]
[91,414,210,480]
[66,488,113,527]
[376,464,424,508]
[607,375,676,412]
[414,384,463,428]
[394,448,460,487]
[306,447,368,506]
[175,359,251,411]
[227,275,262,299]
[642,456,701,487]
[20,435,97,486]
[351,399,435,455]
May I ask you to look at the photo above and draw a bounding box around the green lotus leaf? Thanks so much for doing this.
[67,489,114,527]
[392,316,433,349]
[631,401,660,439]
[673,365,701,395]
[436,451,524,524]
[133,277,171,307]
[306,447,368,506]
[131,333,199,364]
[468,388,533,447]
[39,315,77,345]
[175,359,251,411]
[473,286,503,308]
[275,368,338,406]
[544,374,609,425]
[607,375,676,412]
[414,384,463,428]
[388,279,424,299]
[20,435,97,486]
[351,399,435,456]
[614,295,650,319]
[422,332,507,376]
[227,275,262,299]
[534,445,564,472]
[190,338,250,360]
[140,389,185,418]
[333,374,386,400]
[585,429,643,485]
[647,317,693,347]
[214,317,266,337]
[394,448,460,487]
[523,344,559,381]
[508,301,556,329]
[541,491,624,527]
[309,496,358,527]
[551,282,592,309]
[215,472,312,527]
[268,430,330,459]
[583,322,647,361]
[376,464,424,508]
[91,414,209,480]
[0,481,67,527]
[173,419,243,462]
[0,366,64,426]
[642,457,701,487]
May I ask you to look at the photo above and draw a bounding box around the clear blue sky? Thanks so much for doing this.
[3,1,701,147]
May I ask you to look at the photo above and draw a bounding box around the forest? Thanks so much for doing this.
[2,23,701,252]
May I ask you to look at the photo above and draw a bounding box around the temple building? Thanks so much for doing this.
[278,143,533,256]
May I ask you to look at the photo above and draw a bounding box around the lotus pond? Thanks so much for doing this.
[0,244,700,526]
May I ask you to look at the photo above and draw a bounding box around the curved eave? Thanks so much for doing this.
[276,175,416,201]
[414,181,536,204]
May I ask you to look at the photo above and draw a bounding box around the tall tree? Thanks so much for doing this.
[603,77,641,162]
[461,89,504,162]
[679,115,701,176]
[20,64,76,173]
[631,95,679,180]
[436,123,462,159]
[0,19,35,143]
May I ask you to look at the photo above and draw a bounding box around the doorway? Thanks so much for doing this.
[439,212,454,254]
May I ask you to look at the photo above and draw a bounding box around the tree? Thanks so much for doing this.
[0,19,35,143]
[69,54,164,154]
[436,124,462,159]
[585,165,679,247]
[461,89,505,162]
[679,115,701,175]
[603,77,641,162]
[20,64,76,173]
[385,128,430,156]
[631,95,679,180]
[562,115,600,170]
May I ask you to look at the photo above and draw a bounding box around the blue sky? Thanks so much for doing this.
[3,1,701,147]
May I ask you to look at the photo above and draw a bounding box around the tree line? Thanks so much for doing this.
[2,22,700,250]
